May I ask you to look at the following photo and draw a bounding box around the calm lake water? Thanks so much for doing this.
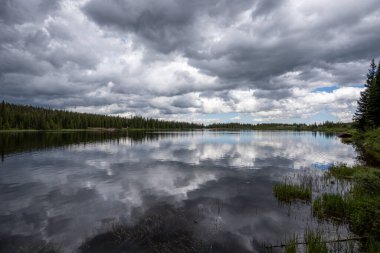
[0,131,358,252]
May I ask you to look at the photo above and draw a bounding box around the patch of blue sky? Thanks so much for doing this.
[312,84,364,93]
[312,85,339,93]
[311,162,334,170]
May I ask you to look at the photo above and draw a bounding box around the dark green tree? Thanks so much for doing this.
[354,59,377,130]
[0,101,203,130]
[372,62,380,126]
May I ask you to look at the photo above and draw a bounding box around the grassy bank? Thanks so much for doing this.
[362,128,380,153]
[353,128,380,163]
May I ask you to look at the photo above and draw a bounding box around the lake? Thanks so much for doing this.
[0,131,358,252]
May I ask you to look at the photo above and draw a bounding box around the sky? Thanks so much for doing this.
[1,0,380,124]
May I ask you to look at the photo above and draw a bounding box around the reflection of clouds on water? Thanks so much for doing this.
[0,131,356,252]
[109,131,355,169]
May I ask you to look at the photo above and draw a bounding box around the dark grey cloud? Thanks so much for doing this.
[251,0,283,17]
[83,0,380,93]
[83,0,254,54]
[0,0,380,122]
[0,0,60,25]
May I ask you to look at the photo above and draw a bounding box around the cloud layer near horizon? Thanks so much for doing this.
[1,0,380,123]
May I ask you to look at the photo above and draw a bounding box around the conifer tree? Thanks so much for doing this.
[354,59,377,130]
[373,62,380,126]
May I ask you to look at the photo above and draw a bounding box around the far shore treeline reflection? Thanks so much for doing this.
[0,131,195,161]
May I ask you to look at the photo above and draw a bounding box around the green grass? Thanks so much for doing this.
[367,238,380,253]
[314,165,380,240]
[273,182,312,203]
[326,164,360,180]
[363,128,380,153]
[305,230,329,253]
[313,193,349,224]
[352,169,380,196]
[284,236,297,253]
[353,128,380,162]
[348,195,380,237]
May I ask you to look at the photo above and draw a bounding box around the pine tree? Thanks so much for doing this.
[372,62,380,127]
[354,59,377,130]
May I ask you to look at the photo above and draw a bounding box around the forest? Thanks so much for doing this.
[0,101,356,132]
[0,102,202,130]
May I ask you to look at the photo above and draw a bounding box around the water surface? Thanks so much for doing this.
[0,131,357,252]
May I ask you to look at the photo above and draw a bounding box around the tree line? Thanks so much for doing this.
[207,122,352,131]
[0,101,353,131]
[354,59,380,130]
[0,102,202,130]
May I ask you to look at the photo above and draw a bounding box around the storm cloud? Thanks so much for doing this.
[1,0,380,122]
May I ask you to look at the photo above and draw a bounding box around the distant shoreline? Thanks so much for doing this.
[0,127,349,132]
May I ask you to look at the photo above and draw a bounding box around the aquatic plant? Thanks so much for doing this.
[367,237,380,253]
[273,181,311,203]
[313,193,350,224]
[314,165,380,241]
[284,236,297,253]
[325,164,359,180]
[305,230,329,253]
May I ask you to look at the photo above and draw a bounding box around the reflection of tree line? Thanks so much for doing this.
[0,130,354,163]
[0,131,192,161]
